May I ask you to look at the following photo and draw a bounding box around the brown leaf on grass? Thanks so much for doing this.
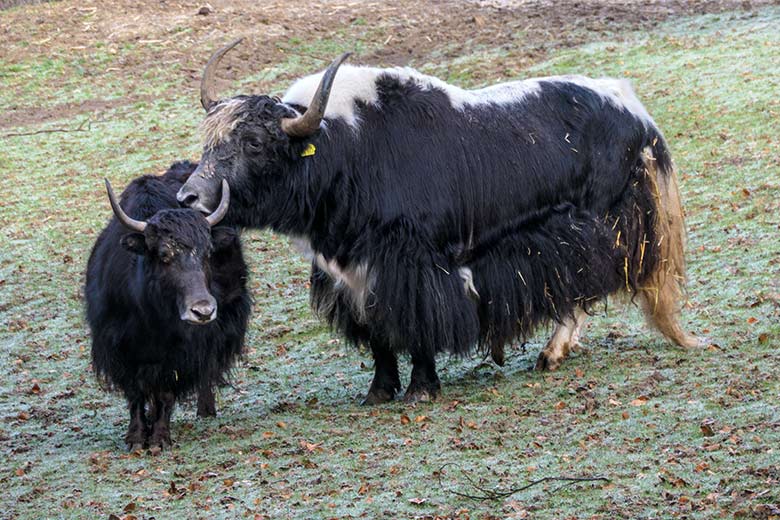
[758,333,769,343]
[747,316,758,324]
[299,440,322,452]
[400,414,411,425]
[630,396,649,406]
[554,401,567,410]
[701,420,716,437]
[414,415,428,423]
[408,497,427,505]
[123,502,136,513]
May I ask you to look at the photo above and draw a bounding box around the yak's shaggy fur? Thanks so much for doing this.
[181,60,698,403]
[86,161,251,449]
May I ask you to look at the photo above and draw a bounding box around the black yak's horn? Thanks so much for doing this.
[205,179,230,227]
[201,38,243,111]
[105,179,147,233]
[281,52,351,138]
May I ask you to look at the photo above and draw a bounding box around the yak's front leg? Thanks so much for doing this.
[148,391,175,451]
[197,381,217,418]
[124,393,147,451]
[404,349,441,403]
[362,338,401,405]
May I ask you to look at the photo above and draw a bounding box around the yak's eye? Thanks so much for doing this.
[246,136,263,152]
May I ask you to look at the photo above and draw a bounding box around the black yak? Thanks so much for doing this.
[177,40,700,404]
[85,161,251,450]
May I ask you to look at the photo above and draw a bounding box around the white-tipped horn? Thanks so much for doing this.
[280,52,351,138]
[205,179,230,227]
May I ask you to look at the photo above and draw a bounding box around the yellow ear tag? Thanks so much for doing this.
[300,143,316,157]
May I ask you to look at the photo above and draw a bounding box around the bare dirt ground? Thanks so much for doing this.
[1,0,775,129]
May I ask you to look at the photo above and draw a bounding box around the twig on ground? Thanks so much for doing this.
[0,118,92,139]
[438,463,610,501]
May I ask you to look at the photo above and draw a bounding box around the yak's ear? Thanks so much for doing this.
[211,226,238,251]
[120,233,147,255]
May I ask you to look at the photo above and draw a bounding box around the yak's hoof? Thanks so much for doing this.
[361,387,395,406]
[148,436,171,453]
[682,335,707,349]
[403,387,439,404]
[196,408,217,418]
[535,351,563,371]
[127,442,144,453]
[491,347,506,367]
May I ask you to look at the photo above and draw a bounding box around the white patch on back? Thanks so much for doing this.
[282,64,654,128]
[547,75,655,127]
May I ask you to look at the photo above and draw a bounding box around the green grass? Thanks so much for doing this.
[1,7,779,520]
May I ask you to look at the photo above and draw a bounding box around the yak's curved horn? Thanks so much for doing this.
[105,179,146,233]
[201,38,244,111]
[281,52,351,138]
[205,179,230,227]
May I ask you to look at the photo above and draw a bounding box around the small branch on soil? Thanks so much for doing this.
[0,118,93,139]
[438,463,610,501]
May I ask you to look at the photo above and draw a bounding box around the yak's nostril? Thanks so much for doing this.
[190,301,215,321]
[179,193,199,207]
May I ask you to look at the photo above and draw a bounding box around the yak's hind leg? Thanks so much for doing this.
[148,391,175,451]
[197,382,217,418]
[535,308,587,371]
[125,393,147,451]
[363,338,401,405]
[639,146,701,348]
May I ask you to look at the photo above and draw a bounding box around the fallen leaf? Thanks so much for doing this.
[408,497,427,505]
[299,440,322,452]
